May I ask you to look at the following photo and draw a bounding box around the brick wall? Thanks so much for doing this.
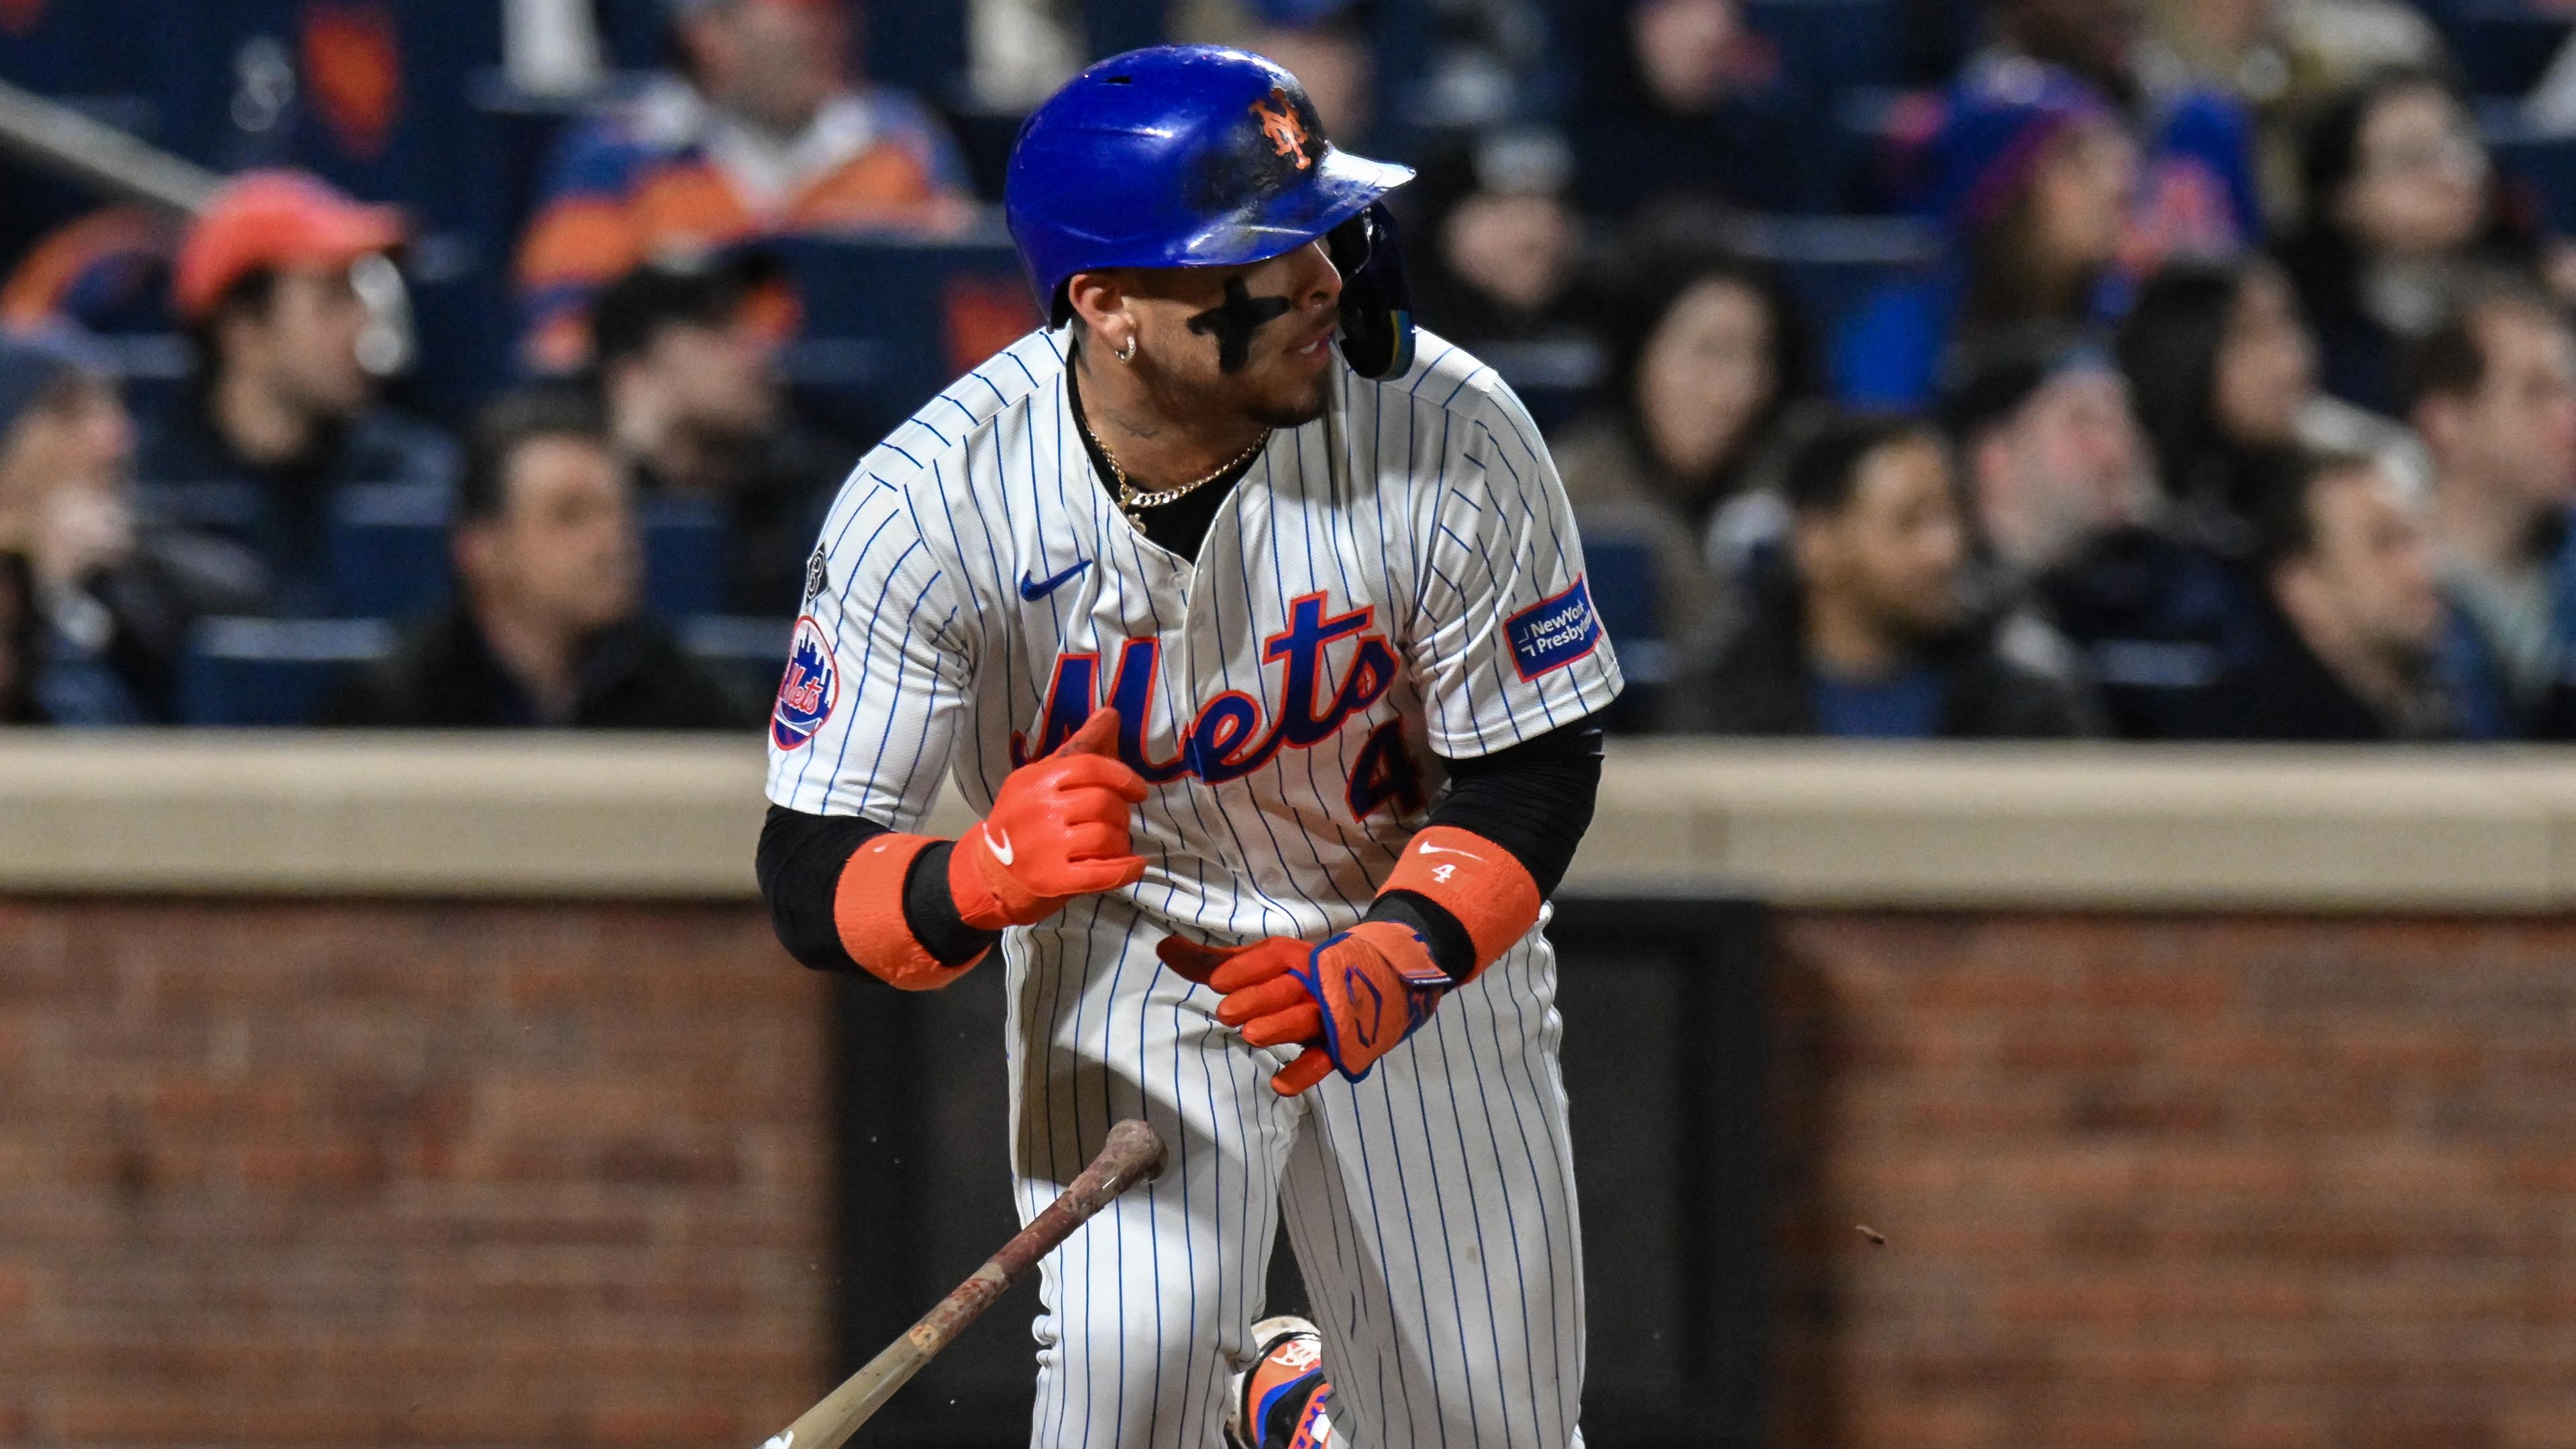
[0,901,826,1448]
[1768,914,2576,1449]
[9,901,2573,1448]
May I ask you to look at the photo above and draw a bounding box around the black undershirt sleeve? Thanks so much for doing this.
[1365,715,1607,980]
[755,805,1000,973]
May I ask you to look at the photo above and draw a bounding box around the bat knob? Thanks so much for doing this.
[1102,1118,1167,1185]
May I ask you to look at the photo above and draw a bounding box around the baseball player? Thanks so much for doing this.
[757,44,1621,1449]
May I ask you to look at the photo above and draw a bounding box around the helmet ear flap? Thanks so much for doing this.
[1328,201,1415,381]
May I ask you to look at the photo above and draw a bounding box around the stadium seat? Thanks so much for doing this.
[676,614,794,706]
[329,482,454,619]
[1479,339,1606,437]
[641,495,727,619]
[135,480,265,536]
[2486,110,2576,237]
[1725,214,1943,339]
[1582,533,1670,687]
[177,616,395,726]
[1743,0,1907,93]
[762,232,1039,435]
[2447,7,2574,98]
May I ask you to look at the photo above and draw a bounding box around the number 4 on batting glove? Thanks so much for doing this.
[1157,921,1451,1095]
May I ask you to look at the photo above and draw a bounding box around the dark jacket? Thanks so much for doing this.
[1677,562,2094,737]
[64,524,269,722]
[2039,523,2276,740]
[2178,624,2443,741]
[2172,584,2493,741]
[136,400,459,616]
[321,608,756,731]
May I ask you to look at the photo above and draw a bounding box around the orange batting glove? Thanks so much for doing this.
[1157,921,1448,1095]
[833,709,1147,991]
[949,708,1150,930]
[1155,824,1544,1093]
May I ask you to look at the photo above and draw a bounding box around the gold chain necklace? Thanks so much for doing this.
[1076,406,1271,526]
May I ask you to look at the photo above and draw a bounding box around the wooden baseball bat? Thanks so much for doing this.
[757,1118,1168,1449]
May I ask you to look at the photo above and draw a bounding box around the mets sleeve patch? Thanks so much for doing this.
[772,615,841,750]
[1505,576,1603,682]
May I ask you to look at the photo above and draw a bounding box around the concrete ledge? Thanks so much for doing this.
[3,733,2573,909]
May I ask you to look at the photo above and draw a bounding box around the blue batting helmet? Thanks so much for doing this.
[1004,45,1414,329]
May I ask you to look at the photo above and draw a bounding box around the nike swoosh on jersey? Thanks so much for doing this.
[1019,558,1091,600]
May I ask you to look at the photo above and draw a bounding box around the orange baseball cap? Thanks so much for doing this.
[171,169,407,323]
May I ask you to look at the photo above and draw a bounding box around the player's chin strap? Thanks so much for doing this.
[1377,824,1544,984]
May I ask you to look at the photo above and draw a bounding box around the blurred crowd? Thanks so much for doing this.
[5,0,2576,742]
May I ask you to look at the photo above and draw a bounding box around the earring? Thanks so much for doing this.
[1115,334,1137,364]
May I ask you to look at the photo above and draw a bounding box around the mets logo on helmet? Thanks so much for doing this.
[772,616,839,751]
[1250,89,1313,169]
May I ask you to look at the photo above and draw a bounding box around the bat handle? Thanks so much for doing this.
[757,1119,1167,1449]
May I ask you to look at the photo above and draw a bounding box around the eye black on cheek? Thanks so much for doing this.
[1185,277,1295,374]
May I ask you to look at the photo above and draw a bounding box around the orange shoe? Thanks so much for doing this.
[1224,1315,1335,1449]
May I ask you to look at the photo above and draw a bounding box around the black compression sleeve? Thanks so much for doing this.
[1427,718,1605,894]
[755,806,999,973]
[757,805,876,971]
[1359,715,1607,979]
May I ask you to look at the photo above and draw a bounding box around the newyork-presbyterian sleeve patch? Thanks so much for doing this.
[1503,576,1603,682]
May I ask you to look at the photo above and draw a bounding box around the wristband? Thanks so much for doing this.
[1375,824,1543,982]
[833,832,987,990]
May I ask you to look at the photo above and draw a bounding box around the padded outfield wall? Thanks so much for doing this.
[5,739,2575,1448]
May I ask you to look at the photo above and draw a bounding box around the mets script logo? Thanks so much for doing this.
[1011,592,1424,821]
[772,616,839,751]
[1251,88,1313,169]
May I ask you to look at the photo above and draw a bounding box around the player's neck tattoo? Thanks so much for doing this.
[1186,278,1293,374]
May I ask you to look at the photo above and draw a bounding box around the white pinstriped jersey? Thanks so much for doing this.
[765,325,1623,936]
[767,325,1619,1449]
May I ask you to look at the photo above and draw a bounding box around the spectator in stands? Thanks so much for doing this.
[1680,413,2094,736]
[1566,0,1805,217]
[1556,246,1812,673]
[1399,129,1586,347]
[0,334,264,724]
[1975,0,2147,107]
[2132,0,2442,221]
[1969,0,2262,256]
[2190,450,2468,739]
[140,171,458,618]
[322,391,753,730]
[590,255,841,616]
[514,0,973,370]
[1941,330,2157,580]
[2402,284,2576,737]
[1835,64,2141,407]
[2119,257,2417,531]
[2275,68,2547,417]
